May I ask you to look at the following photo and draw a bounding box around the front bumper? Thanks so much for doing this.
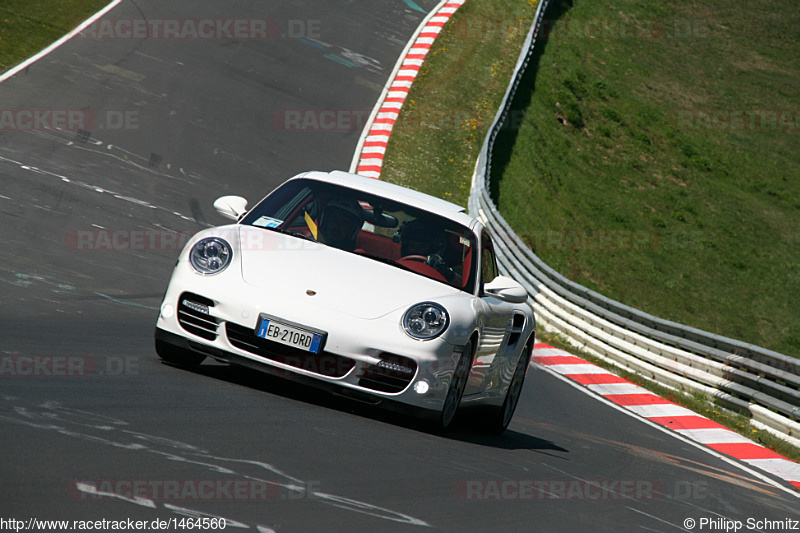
[155,276,469,414]
[155,327,445,420]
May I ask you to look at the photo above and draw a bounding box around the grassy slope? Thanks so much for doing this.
[493,0,800,354]
[0,0,108,71]
[385,0,800,356]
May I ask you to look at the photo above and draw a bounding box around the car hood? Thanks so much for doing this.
[237,227,460,319]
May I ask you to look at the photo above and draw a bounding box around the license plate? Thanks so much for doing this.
[255,315,324,354]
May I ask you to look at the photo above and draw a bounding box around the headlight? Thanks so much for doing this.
[189,237,232,275]
[403,302,449,340]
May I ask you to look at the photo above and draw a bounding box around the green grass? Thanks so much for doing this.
[383,0,800,357]
[381,0,540,205]
[492,0,800,356]
[0,0,108,71]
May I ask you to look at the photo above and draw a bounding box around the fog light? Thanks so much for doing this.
[182,299,210,315]
[161,303,174,319]
[413,380,430,394]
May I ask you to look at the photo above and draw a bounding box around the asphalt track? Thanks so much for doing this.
[1,1,798,531]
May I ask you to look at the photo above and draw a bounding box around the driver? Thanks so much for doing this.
[400,219,455,282]
[318,198,364,250]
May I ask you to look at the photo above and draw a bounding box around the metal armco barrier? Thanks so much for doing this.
[469,0,800,444]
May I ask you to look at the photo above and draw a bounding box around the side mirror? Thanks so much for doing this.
[213,196,248,221]
[484,275,528,303]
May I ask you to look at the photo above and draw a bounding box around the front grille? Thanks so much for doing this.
[177,293,219,340]
[225,322,354,378]
[358,354,417,393]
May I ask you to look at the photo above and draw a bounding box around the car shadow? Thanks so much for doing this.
[442,416,570,454]
[170,359,568,454]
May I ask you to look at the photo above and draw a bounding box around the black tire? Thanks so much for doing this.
[481,336,533,434]
[440,338,474,430]
[155,339,206,368]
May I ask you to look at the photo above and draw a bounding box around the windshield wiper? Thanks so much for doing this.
[353,250,421,276]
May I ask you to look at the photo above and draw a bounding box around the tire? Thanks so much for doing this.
[155,339,206,368]
[481,336,533,434]
[440,339,474,430]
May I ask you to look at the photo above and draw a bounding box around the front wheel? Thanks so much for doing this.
[439,339,474,430]
[481,337,533,434]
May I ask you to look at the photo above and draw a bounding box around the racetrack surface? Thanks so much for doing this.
[1,1,798,531]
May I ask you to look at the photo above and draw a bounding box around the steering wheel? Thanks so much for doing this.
[398,255,428,263]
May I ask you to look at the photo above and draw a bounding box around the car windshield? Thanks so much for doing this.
[240,178,477,292]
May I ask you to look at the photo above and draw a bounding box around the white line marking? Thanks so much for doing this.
[675,428,755,444]
[545,363,611,375]
[586,383,647,395]
[625,404,697,418]
[746,459,800,482]
[625,506,691,532]
[0,0,123,84]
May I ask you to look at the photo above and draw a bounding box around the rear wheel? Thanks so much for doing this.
[155,339,206,368]
[482,336,533,434]
[440,339,474,430]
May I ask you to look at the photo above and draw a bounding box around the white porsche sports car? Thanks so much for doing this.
[155,171,535,432]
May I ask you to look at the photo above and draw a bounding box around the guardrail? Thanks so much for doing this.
[468,0,800,444]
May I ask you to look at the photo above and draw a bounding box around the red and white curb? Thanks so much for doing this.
[532,343,800,493]
[350,0,466,179]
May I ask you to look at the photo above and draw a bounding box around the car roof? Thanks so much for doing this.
[293,170,480,229]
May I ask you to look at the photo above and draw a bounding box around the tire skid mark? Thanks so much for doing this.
[0,271,159,310]
[0,397,432,528]
[0,152,197,223]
